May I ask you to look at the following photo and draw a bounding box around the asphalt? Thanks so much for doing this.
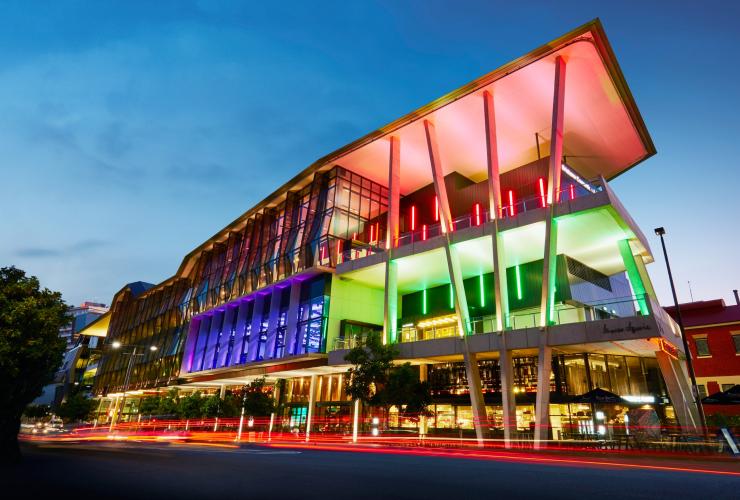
[3,441,739,499]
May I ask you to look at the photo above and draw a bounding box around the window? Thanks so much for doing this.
[733,333,740,355]
[697,384,707,398]
[722,384,735,392]
[694,336,711,357]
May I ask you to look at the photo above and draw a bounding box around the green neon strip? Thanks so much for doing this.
[479,274,485,308]
[449,284,454,309]
[422,289,427,315]
[515,265,522,300]
[549,286,556,324]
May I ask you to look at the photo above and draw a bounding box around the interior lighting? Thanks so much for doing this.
[623,395,655,403]
[410,206,416,231]
[422,224,427,241]
[474,203,481,226]
[417,315,457,329]
[562,164,597,194]
[112,341,122,349]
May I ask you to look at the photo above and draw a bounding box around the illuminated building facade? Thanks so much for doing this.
[93,20,700,443]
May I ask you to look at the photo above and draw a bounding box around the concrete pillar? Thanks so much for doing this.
[305,374,318,441]
[656,351,700,433]
[540,56,566,328]
[499,349,516,448]
[483,90,510,331]
[618,239,650,315]
[383,136,400,345]
[265,286,284,358]
[352,399,360,443]
[633,252,658,301]
[419,364,428,437]
[284,280,302,355]
[219,384,226,398]
[247,294,266,361]
[424,118,486,445]
[534,344,553,448]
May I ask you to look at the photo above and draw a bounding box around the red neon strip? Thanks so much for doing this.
[474,203,481,226]
[508,190,516,216]
[422,224,427,241]
[570,183,575,200]
[539,178,546,208]
[434,196,439,221]
[410,205,416,231]
[375,223,379,243]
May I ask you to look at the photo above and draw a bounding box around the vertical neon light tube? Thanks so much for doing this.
[449,284,454,309]
[410,205,416,231]
[369,224,374,243]
[375,223,379,244]
[515,265,522,300]
[422,224,427,241]
[479,274,485,308]
[569,183,575,201]
[474,203,481,226]
[539,178,546,208]
[434,196,439,221]
[549,286,556,324]
[508,190,516,217]
[422,289,427,315]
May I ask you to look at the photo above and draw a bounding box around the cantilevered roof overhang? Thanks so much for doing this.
[176,18,654,278]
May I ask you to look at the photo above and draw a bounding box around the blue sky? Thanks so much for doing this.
[1,1,738,307]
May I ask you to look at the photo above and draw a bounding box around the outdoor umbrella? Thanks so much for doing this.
[702,385,740,405]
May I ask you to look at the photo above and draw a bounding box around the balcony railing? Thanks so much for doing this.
[339,177,604,265]
[397,294,649,343]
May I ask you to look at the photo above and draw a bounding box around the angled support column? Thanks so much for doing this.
[230,300,251,366]
[540,55,566,328]
[216,306,236,368]
[284,280,302,355]
[483,90,510,332]
[618,239,650,316]
[264,286,284,358]
[424,119,487,445]
[533,344,553,448]
[305,374,318,441]
[383,136,401,345]
[656,351,700,433]
[499,346,516,448]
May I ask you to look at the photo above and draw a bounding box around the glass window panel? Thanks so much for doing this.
[588,354,610,391]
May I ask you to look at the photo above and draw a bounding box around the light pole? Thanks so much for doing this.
[108,341,157,431]
[654,227,706,433]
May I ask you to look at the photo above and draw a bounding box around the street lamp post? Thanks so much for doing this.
[654,227,707,434]
[108,341,157,431]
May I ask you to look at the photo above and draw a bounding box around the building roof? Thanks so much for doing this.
[126,281,155,297]
[664,299,740,329]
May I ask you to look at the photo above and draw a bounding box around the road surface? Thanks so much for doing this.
[4,441,739,499]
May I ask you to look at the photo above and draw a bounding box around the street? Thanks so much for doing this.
[4,441,739,499]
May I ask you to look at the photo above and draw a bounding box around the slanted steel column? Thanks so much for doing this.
[424,119,487,445]
[216,306,236,368]
[533,344,553,448]
[617,239,650,316]
[499,346,516,448]
[383,136,401,345]
[305,374,318,441]
[656,350,701,433]
[230,300,251,366]
[284,280,302,355]
[540,55,566,328]
[534,57,565,449]
[264,286,284,359]
[483,90,510,331]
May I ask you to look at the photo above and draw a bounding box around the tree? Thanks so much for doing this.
[344,332,397,406]
[237,378,275,418]
[202,394,222,418]
[0,266,67,463]
[157,388,180,416]
[56,391,96,423]
[138,396,161,416]
[178,391,204,419]
[343,333,432,423]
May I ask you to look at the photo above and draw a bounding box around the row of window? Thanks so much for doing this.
[692,332,740,357]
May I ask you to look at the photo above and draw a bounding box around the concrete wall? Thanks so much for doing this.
[327,277,385,351]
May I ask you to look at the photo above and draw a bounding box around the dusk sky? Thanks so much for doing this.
[1,1,738,308]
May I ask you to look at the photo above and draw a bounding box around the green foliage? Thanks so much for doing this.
[178,391,205,419]
[201,394,222,418]
[344,332,397,405]
[343,334,431,417]
[0,266,68,462]
[23,405,51,419]
[138,396,161,416]
[237,378,275,418]
[383,363,433,419]
[706,413,740,430]
[157,388,180,416]
[56,391,96,422]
